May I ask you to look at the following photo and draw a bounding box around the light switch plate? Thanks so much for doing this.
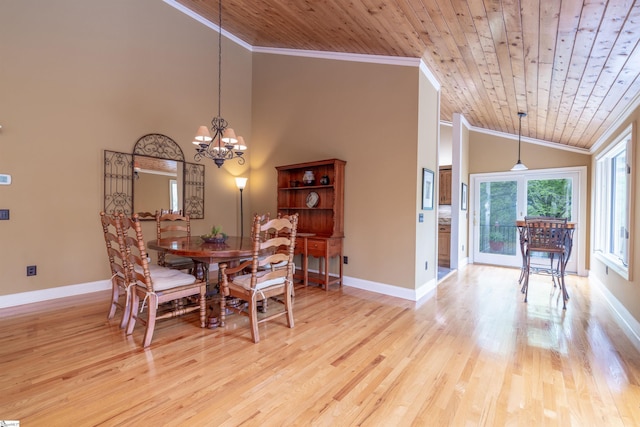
[0,209,8,220]
[0,174,11,185]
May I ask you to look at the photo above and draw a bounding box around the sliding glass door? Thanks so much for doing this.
[472,169,579,273]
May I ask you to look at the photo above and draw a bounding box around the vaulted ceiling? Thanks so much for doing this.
[174,0,640,151]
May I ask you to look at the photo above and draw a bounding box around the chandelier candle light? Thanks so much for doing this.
[193,0,247,168]
[511,111,528,171]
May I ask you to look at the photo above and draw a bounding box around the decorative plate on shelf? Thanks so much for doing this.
[306,191,319,208]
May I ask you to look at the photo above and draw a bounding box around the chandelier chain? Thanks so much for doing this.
[217,0,222,119]
[193,0,246,168]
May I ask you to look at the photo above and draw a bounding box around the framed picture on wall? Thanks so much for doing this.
[461,182,468,210]
[422,168,434,210]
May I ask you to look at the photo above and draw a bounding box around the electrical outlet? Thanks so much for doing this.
[26,265,37,276]
[0,209,9,220]
[343,256,348,264]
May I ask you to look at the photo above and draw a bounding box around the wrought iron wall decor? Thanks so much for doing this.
[134,133,185,161]
[104,150,133,216]
[103,134,205,219]
[184,163,205,218]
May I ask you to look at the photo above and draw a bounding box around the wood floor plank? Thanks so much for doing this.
[1,265,640,425]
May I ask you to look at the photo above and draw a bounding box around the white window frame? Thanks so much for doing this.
[594,123,634,280]
[169,179,179,213]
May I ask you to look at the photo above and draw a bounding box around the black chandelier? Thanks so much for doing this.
[193,0,246,168]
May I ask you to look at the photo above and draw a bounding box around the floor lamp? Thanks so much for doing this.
[235,177,248,237]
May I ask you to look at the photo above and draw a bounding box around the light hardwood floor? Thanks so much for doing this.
[1,265,639,426]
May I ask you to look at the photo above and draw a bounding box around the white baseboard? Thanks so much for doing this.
[343,275,437,302]
[0,271,438,310]
[0,264,220,309]
[0,280,111,309]
[589,272,640,353]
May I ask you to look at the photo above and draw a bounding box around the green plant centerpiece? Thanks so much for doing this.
[201,225,227,243]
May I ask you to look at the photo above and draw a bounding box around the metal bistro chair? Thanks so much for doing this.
[518,216,561,284]
[522,217,570,309]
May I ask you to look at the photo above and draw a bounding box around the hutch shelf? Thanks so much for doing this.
[276,159,346,291]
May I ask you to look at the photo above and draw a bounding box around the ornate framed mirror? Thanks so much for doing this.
[103,134,204,219]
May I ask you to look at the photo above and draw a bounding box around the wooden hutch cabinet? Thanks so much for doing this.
[438,224,451,268]
[439,166,452,205]
[276,159,346,291]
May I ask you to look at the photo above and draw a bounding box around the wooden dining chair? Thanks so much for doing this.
[522,217,570,309]
[137,211,156,220]
[119,213,207,348]
[99,212,131,329]
[219,213,299,343]
[155,211,195,272]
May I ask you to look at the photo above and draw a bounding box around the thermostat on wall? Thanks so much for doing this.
[0,174,11,185]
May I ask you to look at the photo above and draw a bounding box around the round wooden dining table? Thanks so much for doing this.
[147,235,255,280]
[147,236,257,328]
[148,236,254,262]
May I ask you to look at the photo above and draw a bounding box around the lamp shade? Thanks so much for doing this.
[235,177,248,190]
[511,161,528,171]
[222,128,238,144]
[194,126,212,143]
[234,136,247,151]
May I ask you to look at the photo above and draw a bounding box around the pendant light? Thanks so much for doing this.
[511,111,528,171]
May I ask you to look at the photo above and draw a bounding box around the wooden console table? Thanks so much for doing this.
[294,233,343,291]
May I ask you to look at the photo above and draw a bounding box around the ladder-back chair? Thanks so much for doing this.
[155,211,195,272]
[219,213,298,343]
[99,212,131,329]
[120,214,207,348]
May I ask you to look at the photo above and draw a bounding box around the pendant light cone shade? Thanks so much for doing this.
[511,161,528,171]
[511,111,528,171]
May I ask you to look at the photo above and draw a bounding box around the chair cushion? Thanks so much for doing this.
[135,264,176,277]
[150,269,196,291]
[133,264,196,291]
[231,272,286,291]
[164,255,194,266]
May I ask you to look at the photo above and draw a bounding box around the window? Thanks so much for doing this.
[169,179,179,213]
[594,124,634,279]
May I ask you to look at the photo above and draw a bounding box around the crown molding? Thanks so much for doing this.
[164,0,420,68]
[440,120,591,155]
[252,46,420,67]
[419,60,441,91]
[162,0,252,50]
[589,88,640,154]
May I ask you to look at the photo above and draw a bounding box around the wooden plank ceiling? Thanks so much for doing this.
[176,0,640,151]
